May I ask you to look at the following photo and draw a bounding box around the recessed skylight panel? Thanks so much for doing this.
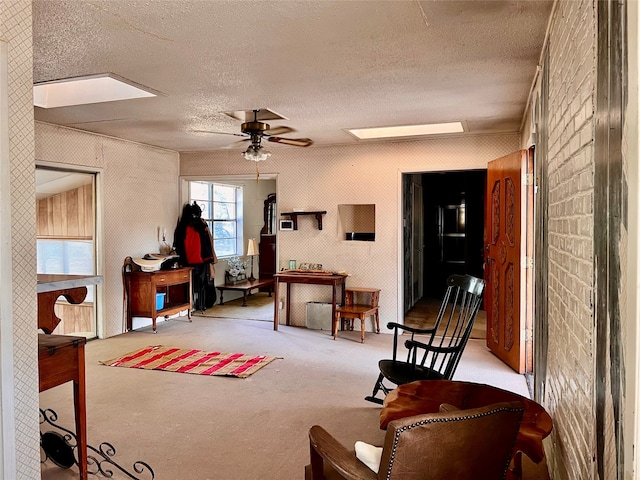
[33,73,157,109]
[348,122,464,139]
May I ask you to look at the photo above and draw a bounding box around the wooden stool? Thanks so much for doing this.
[334,287,380,343]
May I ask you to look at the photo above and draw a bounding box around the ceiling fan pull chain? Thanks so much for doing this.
[255,162,260,183]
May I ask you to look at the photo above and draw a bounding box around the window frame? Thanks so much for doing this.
[189,181,244,258]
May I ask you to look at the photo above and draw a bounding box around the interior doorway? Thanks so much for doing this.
[35,166,98,338]
[422,170,487,299]
[403,169,487,338]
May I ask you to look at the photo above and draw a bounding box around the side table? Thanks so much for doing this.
[334,287,380,343]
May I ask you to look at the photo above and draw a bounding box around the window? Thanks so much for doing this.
[190,181,243,257]
[37,239,95,301]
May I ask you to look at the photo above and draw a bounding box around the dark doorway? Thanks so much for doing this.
[422,170,486,299]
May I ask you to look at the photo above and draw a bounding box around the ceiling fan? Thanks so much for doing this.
[194,109,313,181]
[193,109,313,161]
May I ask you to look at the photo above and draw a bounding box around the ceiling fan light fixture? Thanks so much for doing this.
[242,144,271,162]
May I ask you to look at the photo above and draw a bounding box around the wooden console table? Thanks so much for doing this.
[273,272,347,333]
[124,267,193,333]
[37,274,101,480]
[217,278,274,307]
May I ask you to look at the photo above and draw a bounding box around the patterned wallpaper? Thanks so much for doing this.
[181,134,519,328]
[36,122,181,338]
[1,1,40,477]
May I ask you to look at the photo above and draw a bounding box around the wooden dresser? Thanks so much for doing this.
[259,234,276,280]
[124,267,192,333]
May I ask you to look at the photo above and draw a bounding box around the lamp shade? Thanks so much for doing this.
[247,238,259,256]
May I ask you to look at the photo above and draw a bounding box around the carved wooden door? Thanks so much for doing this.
[484,150,530,373]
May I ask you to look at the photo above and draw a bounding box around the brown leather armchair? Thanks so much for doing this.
[305,401,524,480]
[379,380,553,479]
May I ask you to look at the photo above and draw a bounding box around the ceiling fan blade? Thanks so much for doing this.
[267,137,313,147]
[265,126,295,136]
[190,130,247,138]
[220,138,251,149]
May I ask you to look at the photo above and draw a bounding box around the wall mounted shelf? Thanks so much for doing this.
[281,211,327,230]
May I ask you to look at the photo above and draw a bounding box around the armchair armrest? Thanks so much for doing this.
[308,426,377,480]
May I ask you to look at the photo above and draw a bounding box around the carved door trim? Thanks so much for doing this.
[484,150,532,373]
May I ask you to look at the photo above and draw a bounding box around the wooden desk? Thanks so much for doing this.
[38,334,87,479]
[273,272,347,332]
[216,278,274,307]
[37,275,100,480]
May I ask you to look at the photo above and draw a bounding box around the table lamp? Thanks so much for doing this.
[247,238,259,281]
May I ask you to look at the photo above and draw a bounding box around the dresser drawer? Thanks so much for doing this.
[155,270,191,285]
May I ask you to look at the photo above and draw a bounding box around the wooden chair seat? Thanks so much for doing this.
[333,287,380,343]
[334,304,380,343]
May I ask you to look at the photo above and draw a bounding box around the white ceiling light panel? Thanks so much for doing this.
[34,73,158,109]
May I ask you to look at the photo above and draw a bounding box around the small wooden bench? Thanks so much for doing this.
[216,278,274,307]
[334,287,380,343]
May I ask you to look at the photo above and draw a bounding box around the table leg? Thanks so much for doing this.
[219,289,225,305]
[242,292,248,307]
[331,285,337,336]
[74,347,88,480]
[273,280,279,331]
[285,283,291,326]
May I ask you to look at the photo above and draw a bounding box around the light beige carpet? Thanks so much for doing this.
[195,291,274,321]
[40,316,529,480]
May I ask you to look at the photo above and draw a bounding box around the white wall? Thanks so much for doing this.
[181,134,519,328]
[36,122,180,338]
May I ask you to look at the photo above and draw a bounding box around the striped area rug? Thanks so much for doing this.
[99,345,279,378]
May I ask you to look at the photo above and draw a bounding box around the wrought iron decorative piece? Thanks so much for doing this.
[40,408,155,479]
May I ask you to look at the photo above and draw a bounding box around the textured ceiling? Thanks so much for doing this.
[33,0,553,153]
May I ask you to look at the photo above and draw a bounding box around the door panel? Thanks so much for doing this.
[485,151,527,373]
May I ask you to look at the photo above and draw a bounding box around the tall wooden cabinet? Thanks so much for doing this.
[259,193,277,282]
[259,235,276,279]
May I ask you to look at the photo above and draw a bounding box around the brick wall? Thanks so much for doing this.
[544,0,597,478]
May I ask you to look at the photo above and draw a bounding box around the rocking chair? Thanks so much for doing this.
[364,274,485,405]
